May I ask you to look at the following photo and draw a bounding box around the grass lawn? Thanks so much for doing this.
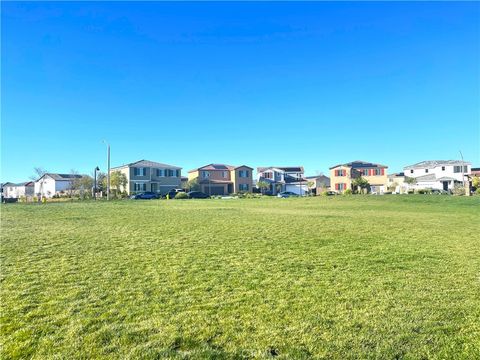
[1,196,479,359]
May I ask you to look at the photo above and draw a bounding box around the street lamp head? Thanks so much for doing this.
[95,166,100,171]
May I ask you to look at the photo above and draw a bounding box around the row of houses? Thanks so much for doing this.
[2,159,477,199]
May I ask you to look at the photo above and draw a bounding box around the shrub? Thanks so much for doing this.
[343,189,353,195]
[416,189,431,195]
[321,190,329,196]
[452,184,465,196]
[175,192,188,199]
[476,188,480,195]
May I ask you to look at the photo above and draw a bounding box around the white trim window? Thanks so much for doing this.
[239,170,249,178]
[202,171,210,178]
[239,184,249,191]
[134,167,146,176]
[134,183,146,192]
[157,169,165,177]
[222,171,227,178]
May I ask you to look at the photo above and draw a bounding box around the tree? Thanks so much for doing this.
[110,171,128,194]
[306,181,315,196]
[472,176,479,190]
[352,177,369,194]
[405,176,416,185]
[96,172,107,194]
[30,167,47,199]
[257,180,270,195]
[186,178,201,192]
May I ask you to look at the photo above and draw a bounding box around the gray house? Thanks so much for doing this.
[110,159,182,195]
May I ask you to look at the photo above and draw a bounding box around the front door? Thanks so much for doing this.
[151,183,158,193]
[443,181,448,191]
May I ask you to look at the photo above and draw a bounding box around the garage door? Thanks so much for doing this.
[209,186,225,195]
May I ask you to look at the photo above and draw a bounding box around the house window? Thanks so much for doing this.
[263,172,272,179]
[222,171,227,178]
[410,170,414,174]
[157,169,164,177]
[202,171,210,178]
[425,169,429,173]
[134,167,146,176]
[239,184,249,191]
[239,170,249,178]
[454,166,468,173]
[134,183,146,191]
[176,170,180,177]
[441,166,445,171]
[335,183,347,191]
[335,169,346,177]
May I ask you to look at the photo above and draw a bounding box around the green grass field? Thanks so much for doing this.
[1,196,479,359]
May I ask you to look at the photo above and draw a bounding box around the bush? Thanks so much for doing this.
[452,184,465,196]
[476,188,480,195]
[343,189,353,195]
[175,192,189,199]
[416,189,431,195]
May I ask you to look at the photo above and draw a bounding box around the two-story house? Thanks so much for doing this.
[110,159,182,195]
[330,160,388,194]
[403,160,471,191]
[187,164,253,195]
[2,181,35,199]
[35,173,84,198]
[256,166,308,195]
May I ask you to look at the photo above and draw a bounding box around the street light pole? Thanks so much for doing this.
[103,140,111,200]
[93,166,100,200]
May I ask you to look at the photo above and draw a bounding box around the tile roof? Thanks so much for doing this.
[257,166,304,173]
[404,160,471,170]
[112,159,181,170]
[189,164,253,173]
[329,160,388,170]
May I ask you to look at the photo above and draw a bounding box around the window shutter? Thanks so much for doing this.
[381,169,385,175]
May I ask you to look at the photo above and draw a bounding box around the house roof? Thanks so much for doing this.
[404,160,471,170]
[329,160,388,170]
[305,175,331,186]
[388,172,405,178]
[4,181,34,187]
[111,159,181,170]
[188,163,253,173]
[37,173,84,181]
[257,166,304,173]
[414,173,437,182]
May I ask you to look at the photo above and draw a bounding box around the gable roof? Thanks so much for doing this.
[4,181,35,187]
[404,160,471,170]
[189,163,253,173]
[37,173,84,181]
[111,159,181,170]
[257,166,304,173]
[329,160,388,170]
[305,175,331,186]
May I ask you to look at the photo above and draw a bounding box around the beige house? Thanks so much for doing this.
[330,160,388,193]
[188,164,253,195]
[110,159,182,195]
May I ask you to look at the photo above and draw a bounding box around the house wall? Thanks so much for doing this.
[405,164,471,182]
[3,185,34,198]
[330,166,352,192]
[231,166,253,193]
[35,177,57,197]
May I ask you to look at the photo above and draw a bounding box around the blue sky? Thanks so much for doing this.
[2,1,479,182]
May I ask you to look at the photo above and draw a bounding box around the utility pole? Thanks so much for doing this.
[459,150,469,196]
[103,140,111,200]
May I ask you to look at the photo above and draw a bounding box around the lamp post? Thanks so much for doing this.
[93,166,100,200]
[103,140,110,200]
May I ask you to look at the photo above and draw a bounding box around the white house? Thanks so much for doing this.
[2,182,35,198]
[34,173,83,198]
[256,166,308,195]
[403,160,471,191]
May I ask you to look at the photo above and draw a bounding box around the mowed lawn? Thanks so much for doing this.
[1,196,479,359]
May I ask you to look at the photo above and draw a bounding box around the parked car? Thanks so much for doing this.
[187,191,210,199]
[430,189,450,195]
[130,192,160,200]
[324,191,338,196]
[277,191,299,198]
[165,188,185,199]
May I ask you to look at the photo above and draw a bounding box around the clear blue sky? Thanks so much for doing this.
[2,1,479,182]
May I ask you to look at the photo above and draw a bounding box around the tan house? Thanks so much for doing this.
[110,159,182,195]
[188,164,253,195]
[330,160,388,194]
